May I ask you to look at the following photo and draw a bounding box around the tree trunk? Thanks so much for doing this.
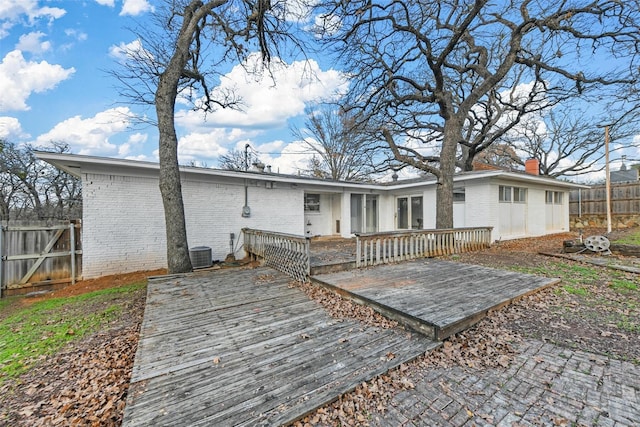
[435,122,460,229]
[156,74,193,274]
[152,0,216,274]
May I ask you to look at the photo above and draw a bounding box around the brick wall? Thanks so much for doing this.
[81,173,303,279]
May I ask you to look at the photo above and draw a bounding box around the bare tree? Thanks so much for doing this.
[113,0,304,273]
[498,107,638,177]
[291,104,381,181]
[0,140,81,220]
[315,0,640,228]
[473,143,522,170]
[218,146,261,171]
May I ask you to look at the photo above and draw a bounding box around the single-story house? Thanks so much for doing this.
[36,151,586,279]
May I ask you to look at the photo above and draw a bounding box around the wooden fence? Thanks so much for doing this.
[355,227,493,268]
[1,220,82,297]
[243,228,310,282]
[570,182,640,215]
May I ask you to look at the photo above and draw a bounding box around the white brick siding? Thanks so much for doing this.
[82,173,166,278]
[81,172,303,279]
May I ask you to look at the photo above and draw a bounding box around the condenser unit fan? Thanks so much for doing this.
[189,246,212,268]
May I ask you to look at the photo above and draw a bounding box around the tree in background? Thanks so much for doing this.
[473,143,522,171]
[493,105,640,177]
[113,0,305,273]
[218,145,262,171]
[0,140,81,220]
[315,0,640,228]
[291,104,382,181]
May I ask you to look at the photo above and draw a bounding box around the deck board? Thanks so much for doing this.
[313,258,559,340]
[123,268,437,427]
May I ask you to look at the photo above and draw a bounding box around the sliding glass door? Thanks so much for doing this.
[350,194,378,233]
[396,196,423,229]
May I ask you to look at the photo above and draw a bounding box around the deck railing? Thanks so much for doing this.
[242,228,310,282]
[355,227,493,268]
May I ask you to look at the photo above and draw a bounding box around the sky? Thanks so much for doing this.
[0,0,349,175]
[0,1,637,182]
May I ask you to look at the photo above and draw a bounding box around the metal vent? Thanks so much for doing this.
[189,246,212,269]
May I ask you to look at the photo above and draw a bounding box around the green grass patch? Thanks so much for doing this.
[512,262,600,287]
[562,285,589,297]
[616,317,640,333]
[0,297,15,312]
[610,279,638,292]
[611,229,640,246]
[0,282,145,385]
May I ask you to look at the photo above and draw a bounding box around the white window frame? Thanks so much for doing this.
[545,191,554,204]
[499,185,512,202]
[304,193,321,212]
[453,187,466,203]
[513,187,527,203]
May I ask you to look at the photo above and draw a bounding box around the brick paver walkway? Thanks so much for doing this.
[371,339,639,426]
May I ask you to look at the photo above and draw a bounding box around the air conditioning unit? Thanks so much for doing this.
[189,246,212,269]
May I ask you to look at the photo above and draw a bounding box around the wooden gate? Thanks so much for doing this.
[0,220,82,297]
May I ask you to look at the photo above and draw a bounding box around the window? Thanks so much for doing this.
[304,193,320,212]
[396,196,423,229]
[545,191,563,205]
[554,192,563,204]
[499,186,512,202]
[513,187,527,203]
[545,191,554,204]
[453,187,465,202]
[500,186,526,203]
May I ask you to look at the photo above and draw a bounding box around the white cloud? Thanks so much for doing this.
[64,28,88,42]
[177,128,258,165]
[254,140,316,175]
[120,0,153,16]
[16,31,50,54]
[109,39,144,61]
[314,13,341,37]
[94,0,115,6]
[33,107,136,155]
[108,39,156,72]
[0,116,28,139]
[117,132,148,157]
[0,0,66,39]
[176,54,348,131]
[0,50,75,112]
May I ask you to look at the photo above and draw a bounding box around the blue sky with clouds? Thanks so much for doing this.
[0,0,348,173]
[1,1,637,181]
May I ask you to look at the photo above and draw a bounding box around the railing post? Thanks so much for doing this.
[305,237,311,278]
[70,222,76,285]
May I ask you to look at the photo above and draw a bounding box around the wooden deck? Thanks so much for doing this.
[312,259,560,340]
[122,268,438,427]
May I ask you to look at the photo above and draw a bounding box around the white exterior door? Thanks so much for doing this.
[396,196,423,229]
[350,194,378,233]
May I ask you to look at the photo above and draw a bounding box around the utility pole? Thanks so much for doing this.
[244,144,250,171]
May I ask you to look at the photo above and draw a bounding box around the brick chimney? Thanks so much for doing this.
[524,158,539,175]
